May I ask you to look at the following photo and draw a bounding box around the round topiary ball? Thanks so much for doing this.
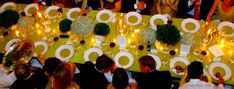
[0,10,20,28]
[59,19,72,33]
[94,23,110,36]
[156,24,181,45]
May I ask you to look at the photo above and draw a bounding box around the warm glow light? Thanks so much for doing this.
[113,39,117,43]
[131,34,135,38]
[220,43,224,48]
[205,22,209,25]
[37,12,42,18]
[175,49,178,52]
[206,51,209,55]
[123,25,126,29]
[119,19,122,25]
[15,30,19,37]
[134,29,140,33]
[37,30,41,35]
[229,51,233,54]
[120,13,123,17]
[221,39,225,44]
[128,39,131,43]
[11,25,17,30]
[53,30,56,34]
[91,38,95,43]
[207,29,212,34]
[36,23,39,28]
[160,47,163,50]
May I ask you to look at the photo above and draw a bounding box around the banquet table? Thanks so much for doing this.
[0,3,233,85]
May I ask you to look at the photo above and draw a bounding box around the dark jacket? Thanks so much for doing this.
[132,70,172,89]
[176,0,214,20]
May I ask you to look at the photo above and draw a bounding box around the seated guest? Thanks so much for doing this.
[10,62,31,89]
[176,0,214,20]
[24,54,47,89]
[101,0,122,12]
[120,0,136,13]
[10,55,52,89]
[43,57,62,76]
[154,0,178,17]
[78,54,115,89]
[46,62,80,89]
[107,68,137,89]
[134,55,172,89]
[74,61,94,86]
[73,0,101,10]
[206,0,234,22]
[0,53,17,89]
[179,61,224,89]
[1,0,34,4]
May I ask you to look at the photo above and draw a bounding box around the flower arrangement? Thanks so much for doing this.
[59,18,72,33]
[140,27,156,44]
[0,10,20,28]
[71,16,94,36]
[18,16,35,29]
[156,24,181,45]
[181,33,195,46]
[94,23,110,36]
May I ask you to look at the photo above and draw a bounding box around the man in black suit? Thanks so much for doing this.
[176,0,214,20]
[133,55,172,89]
[77,54,115,89]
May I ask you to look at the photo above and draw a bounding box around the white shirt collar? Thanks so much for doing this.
[189,79,201,82]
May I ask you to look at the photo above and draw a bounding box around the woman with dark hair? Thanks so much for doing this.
[101,0,122,12]
[107,68,137,89]
[207,0,234,22]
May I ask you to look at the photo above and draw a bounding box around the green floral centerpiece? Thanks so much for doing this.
[94,23,110,36]
[0,10,20,28]
[156,24,181,45]
[59,18,72,33]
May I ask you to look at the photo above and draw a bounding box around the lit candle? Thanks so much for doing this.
[229,50,233,54]
[128,39,132,44]
[91,38,95,43]
[36,23,40,28]
[119,19,122,25]
[113,39,117,43]
[220,43,224,48]
[37,30,41,35]
[37,12,42,18]
[15,30,19,37]
[175,49,178,52]
[131,33,135,38]
[207,28,212,34]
